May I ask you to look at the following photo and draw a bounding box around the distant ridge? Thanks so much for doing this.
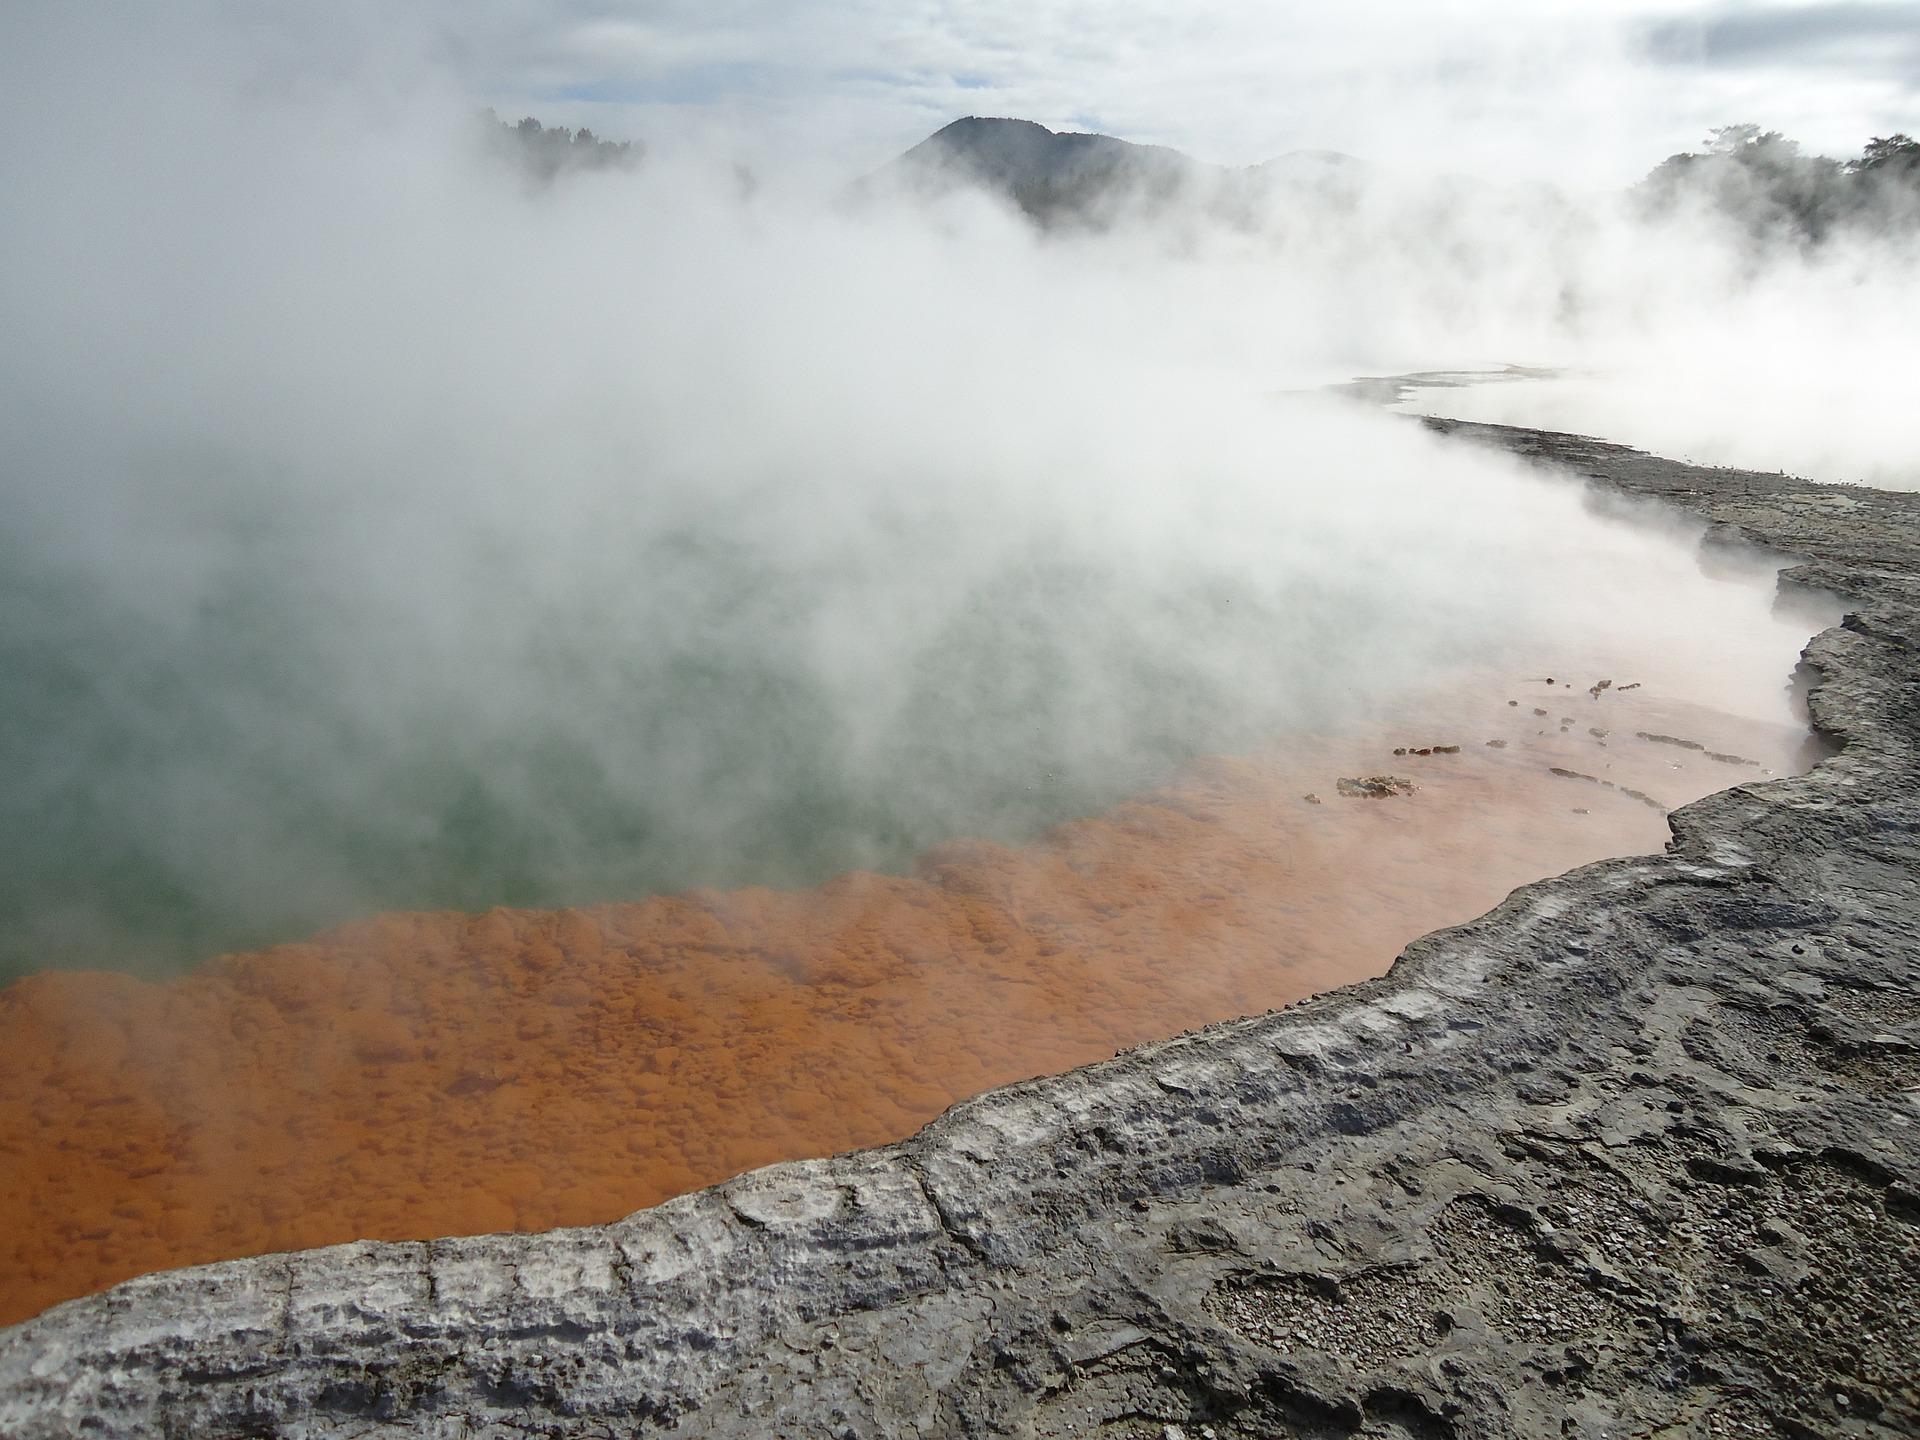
[870,116,1367,227]
[882,117,1204,225]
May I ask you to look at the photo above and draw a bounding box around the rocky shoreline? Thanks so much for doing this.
[3,419,1916,1439]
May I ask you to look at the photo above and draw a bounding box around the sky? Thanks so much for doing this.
[4,2,1913,184]
[433,0,1920,182]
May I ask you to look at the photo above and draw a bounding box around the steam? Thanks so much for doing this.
[1367,188,1920,488]
[0,8,1895,977]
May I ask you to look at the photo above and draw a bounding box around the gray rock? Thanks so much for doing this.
[4,419,1919,1438]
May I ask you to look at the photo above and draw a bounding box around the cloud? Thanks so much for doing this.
[1644,2,1920,71]
[16,2,1901,184]
[399,1,1910,183]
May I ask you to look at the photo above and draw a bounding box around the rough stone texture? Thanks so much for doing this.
[3,419,1918,1439]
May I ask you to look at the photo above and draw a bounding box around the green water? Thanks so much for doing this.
[1,509,1468,982]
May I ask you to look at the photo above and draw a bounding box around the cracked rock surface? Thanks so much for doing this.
[3,419,1918,1439]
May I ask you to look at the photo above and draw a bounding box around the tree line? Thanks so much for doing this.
[1637,126,1920,242]
[483,111,644,184]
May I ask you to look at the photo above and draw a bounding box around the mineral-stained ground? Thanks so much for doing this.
[2,418,1917,1438]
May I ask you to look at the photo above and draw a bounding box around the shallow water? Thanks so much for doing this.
[0,656,1824,1326]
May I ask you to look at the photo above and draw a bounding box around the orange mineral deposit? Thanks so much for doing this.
[0,679,1811,1326]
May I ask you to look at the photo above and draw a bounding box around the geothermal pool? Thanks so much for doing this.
[0,391,1847,1326]
[0,646,1826,1326]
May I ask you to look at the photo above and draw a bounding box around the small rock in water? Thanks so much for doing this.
[1485,739,1507,748]
[1335,775,1416,799]
[1303,793,1322,805]
[1533,708,1549,717]
[1589,678,1613,698]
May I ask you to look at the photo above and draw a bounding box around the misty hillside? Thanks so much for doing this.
[1636,125,1920,243]
[871,116,1426,229]
[484,111,644,185]
[874,116,1370,228]
[880,117,1209,224]
[880,115,1919,245]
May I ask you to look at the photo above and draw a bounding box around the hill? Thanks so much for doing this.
[873,115,1368,228]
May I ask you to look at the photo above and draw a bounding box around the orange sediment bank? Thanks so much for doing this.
[0,677,1811,1326]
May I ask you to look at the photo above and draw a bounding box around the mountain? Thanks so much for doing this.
[878,117,1208,225]
[870,117,1369,229]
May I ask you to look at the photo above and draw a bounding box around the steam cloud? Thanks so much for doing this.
[0,6,1896,977]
